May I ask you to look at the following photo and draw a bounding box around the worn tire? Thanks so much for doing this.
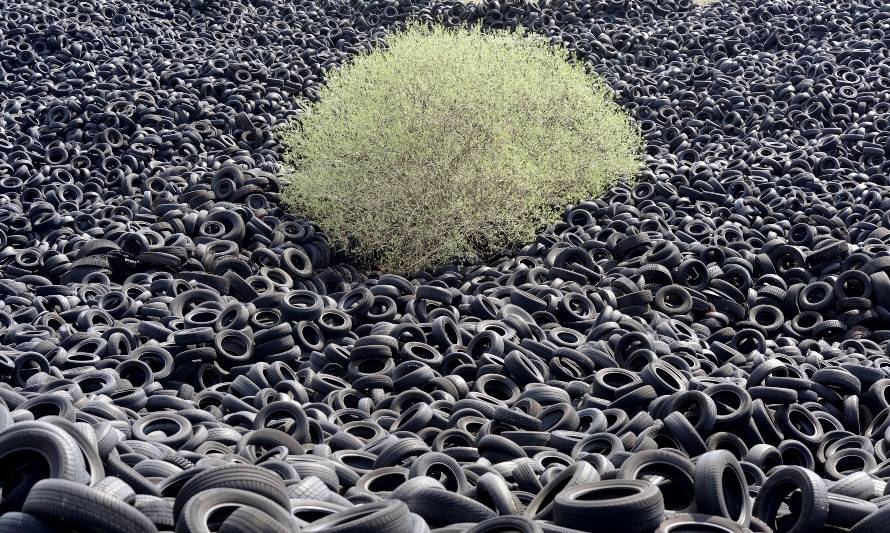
[694,450,751,527]
[23,479,157,533]
[552,480,665,533]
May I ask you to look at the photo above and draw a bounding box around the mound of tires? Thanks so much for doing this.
[1,0,890,531]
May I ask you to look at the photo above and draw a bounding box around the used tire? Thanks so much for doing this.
[302,500,413,533]
[22,479,157,533]
[176,488,300,533]
[694,450,751,527]
[552,480,664,533]
[752,466,828,533]
[656,513,748,533]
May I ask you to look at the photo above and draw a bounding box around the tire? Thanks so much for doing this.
[281,290,324,321]
[747,515,772,533]
[619,449,696,512]
[537,522,591,533]
[775,405,823,447]
[42,416,105,486]
[105,452,161,497]
[22,479,157,533]
[176,488,300,533]
[851,504,890,533]
[823,448,877,481]
[173,465,289,520]
[826,493,877,529]
[0,421,90,512]
[744,444,782,474]
[466,516,542,533]
[409,452,469,493]
[134,495,175,529]
[131,413,193,449]
[552,480,665,533]
[94,476,136,503]
[663,412,708,457]
[374,438,430,468]
[524,462,599,520]
[694,451,751,527]
[752,466,828,533]
[219,505,285,533]
[303,500,413,533]
[476,472,522,516]
[290,498,349,526]
[391,477,446,502]
[828,472,879,500]
[286,476,331,501]
[664,391,717,436]
[703,384,751,431]
[354,466,409,497]
[406,488,496,527]
[656,513,747,533]
[0,512,57,533]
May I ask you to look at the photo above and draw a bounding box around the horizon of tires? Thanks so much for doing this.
[1,0,890,532]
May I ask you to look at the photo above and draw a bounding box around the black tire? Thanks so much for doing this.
[281,290,325,321]
[619,449,696,512]
[41,416,106,486]
[476,472,522,515]
[286,476,331,501]
[406,488,496,527]
[656,513,747,533]
[409,452,469,493]
[374,438,430,468]
[663,412,708,457]
[512,459,544,494]
[22,479,157,533]
[828,472,879,500]
[391,477,446,502]
[105,452,161,497]
[173,465,289,520]
[303,500,413,533]
[133,495,175,529]
[219,505,286,533]
[747,515,772,533]
[753,466,828,533]
[775,405,823,447]
[290,498,349,525]
[0,421,90,513]
[93,476,136,503]
[524,462,599,520]
[537,522,591,533]
[552,480,664,533]
[466,516,542,533]
[826,493,877,530]
[703,384,751,432]
[694,450,751,527]
[354,466,409,497]
[823,448,877,481]
[0,512,57,533]
[131,413,193,449]
[664,391,717,436]
[176,488,300,533]
[744,444,782,474]
[851,504,890,533]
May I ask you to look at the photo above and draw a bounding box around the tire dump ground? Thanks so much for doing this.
[1,0,890,531]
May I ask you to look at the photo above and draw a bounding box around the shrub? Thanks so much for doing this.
[279,22,642,274]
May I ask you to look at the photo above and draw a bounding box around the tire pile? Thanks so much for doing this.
[1,0,890,531]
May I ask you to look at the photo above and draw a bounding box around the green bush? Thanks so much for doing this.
[279,23,642,274]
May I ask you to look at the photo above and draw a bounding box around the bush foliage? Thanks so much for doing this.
[280,23,643,273]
